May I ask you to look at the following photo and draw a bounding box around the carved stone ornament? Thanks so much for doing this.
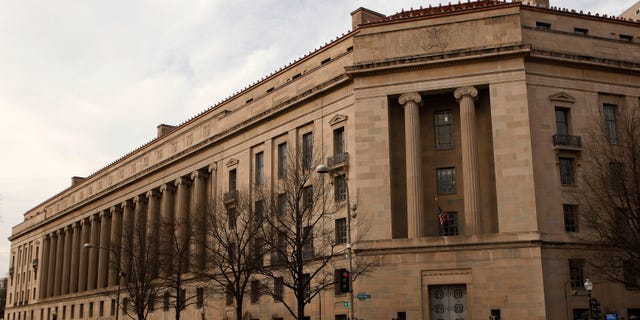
[454,86,478,101]
[226,158,239,167]
[398,92,422,106]
[548,92,575,103]
[329,114,348,126]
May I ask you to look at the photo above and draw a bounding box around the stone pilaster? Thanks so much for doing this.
[97,210,111,288]
[87,214,100,290]
[399,92,425,238]
[108,206,122,287]
[454,86,483,236]
[77,218,91,292]
[69,221,81,293]
[61,225,73,294]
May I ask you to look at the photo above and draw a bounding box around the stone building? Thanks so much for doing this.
[5,1,640,319]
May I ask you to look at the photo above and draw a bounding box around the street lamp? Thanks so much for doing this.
[316,164,355,320]
[84,243,125,320]
[584,278,594,320]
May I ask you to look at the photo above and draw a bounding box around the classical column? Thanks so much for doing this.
[61,225,73,294]
[175,177,191,270]
[133,195,148,269]
[399,92,425,238]
[120,200,134,277]
[108,206,122,287]
[77,218,91,292]
[146,190,161,276]
[69,222,81,293]
[97,210,111,288]
[191,170,208,270]
[454,86,483,236]
[53,228,65,296]
[46,231,58,297]
[39,235,51,298]
[159,183,176,267]
[87,214,101,290]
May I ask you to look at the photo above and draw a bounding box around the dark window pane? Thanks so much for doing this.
[435,111,454,150]
[555,108,569,135]
[333,127,345,155]
[255,152,264,185]
[569,259,585,289]
[335,218,347,244]
[559,158,575,185]
[278,142,287,179]
[437,168,456,194]
[302,132,313,170]
[439,212,459,236]
[563,204,578,232]
[603,104,617,144]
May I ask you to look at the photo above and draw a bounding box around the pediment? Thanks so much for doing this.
[549,92,575,103]
[329,114,348,126]
[226,158,239,167]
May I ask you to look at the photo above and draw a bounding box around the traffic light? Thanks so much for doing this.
[336,268,350,293]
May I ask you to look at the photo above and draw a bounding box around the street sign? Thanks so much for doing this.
[344,301,351,308]
[356,292,372,300]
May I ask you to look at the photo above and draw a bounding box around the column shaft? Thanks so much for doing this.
[87,215,100,290]
[53,229,65,296]
[121,201,134,277]
[399,92,425,238]
[78,218,91,292]
[159,184,175,269]
[108,206,122,287]
[175,177,191,271]
[455,86,483,236]
[146,190,160,276]
[46,232,57,297]
[38,235,50,298]
[61,225,73,294]
[97,211,111,288]
[191,171,208,270]
[69,222,81,293]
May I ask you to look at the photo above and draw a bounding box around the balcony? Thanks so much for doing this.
[553,134,582,150]
[223,189,239,204]
[327,152,349,169]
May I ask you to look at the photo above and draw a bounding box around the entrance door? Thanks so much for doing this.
[428,284,468,320]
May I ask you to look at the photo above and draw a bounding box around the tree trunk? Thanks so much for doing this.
[236,300,243,320]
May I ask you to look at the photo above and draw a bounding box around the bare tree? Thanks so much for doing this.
[579,103,640,288]
[200,187,268,320]
[156,220,207,320]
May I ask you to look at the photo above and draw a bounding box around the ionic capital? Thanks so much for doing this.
[121,200,133,210]
[133,195,147,205]
[109,205,121,215]
[99,209,112,219]
[191,170,209,181]
[398,92,422,106]
[160,183,175,193]
[208,163,218,173]
[454,86,478,101]
[146,189,160,199]
[174,177,191,187]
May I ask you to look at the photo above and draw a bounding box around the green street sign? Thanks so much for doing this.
[344,302,350,308]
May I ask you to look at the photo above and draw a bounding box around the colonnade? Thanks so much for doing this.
[398,86,483,238]
[38,165,217,299]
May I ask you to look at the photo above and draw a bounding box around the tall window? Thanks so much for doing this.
[250,280,261,303]
[569,259,585,289]
[302,132,313,170]
[228,207,237,229]
[278,142,287,179]
[277,193,287,217]
[274,277,284,301]
[303,226,314,258]
[563,204,578,232]
[196,288,204,308]
[335,218,347,244]
[163,292,170,311]
[255,200,265,222]
[334,175,347,202]
[226,288,233,306]
[559,158,575,185]
[303,185,313,211]
[333,127,345,155]
[437,167,456,194]
[603,104,618,144]
[229,169,237,191]
[303,273,311,299]
[555,108,569,135]
[435,111,454,150]
[440,212,458,236]
[255,152,264,186]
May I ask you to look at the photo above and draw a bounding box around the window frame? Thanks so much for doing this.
[563,204,579,233]
[255,151,264,186]
[603,104,618,144]
[559,158,575,185]
[436,167,456,195]
[569,259,585,289]
[335,218,347,245]
[434,110,454,150]
[302,132,313,170]
[277,142,287,179]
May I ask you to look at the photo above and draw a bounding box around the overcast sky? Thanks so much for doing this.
[0,0,636,275]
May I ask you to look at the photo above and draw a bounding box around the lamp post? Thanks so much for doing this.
[316,164,355,320]
[84,243,125,320]
[584,278,593,320]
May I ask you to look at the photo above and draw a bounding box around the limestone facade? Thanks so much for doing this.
[5,1,640,320]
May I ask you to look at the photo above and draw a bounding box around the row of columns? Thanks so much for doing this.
[398,86,483,238]
[38,165,217,299]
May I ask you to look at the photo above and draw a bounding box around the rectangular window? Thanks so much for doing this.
[555,108,569,135]
[278,142,287,179]
[302,132,313,170]
[79,304,83,318]
[71,305,75,319]
[99,301,104,317]
[435,111,454,150]
[148,294,155,311]
[333,127,345,155]
[163,292,170,311]
[250,280,261,303]
[89,302,94,317]
[624,260,640,289]
[440,212,459,236]
[121,299,126,315]
[303,226,314,258]
[620,34,633,41]
[255,151,264,186]
[277,193,287,217]
[228,207,237,229]
[335,218,347,245]
[274,277,284,302]
[196,287,204,308]
[603,104,618,144]
[573,27,588,35]
[303,185,313,210]
[255,200,265,222]
[334,175,347,202]
[569,259,585,289]
[536,21,551,30]
[559,158,575,185]
[303,273,311,299]
[437,167,456,194]
[229,169,237,191]
[226,288,233,306]
[179,289,186,308]
[563,204,578,232]
[110,299,115,316]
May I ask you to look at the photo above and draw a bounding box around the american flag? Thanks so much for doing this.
[438,205,448,225]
